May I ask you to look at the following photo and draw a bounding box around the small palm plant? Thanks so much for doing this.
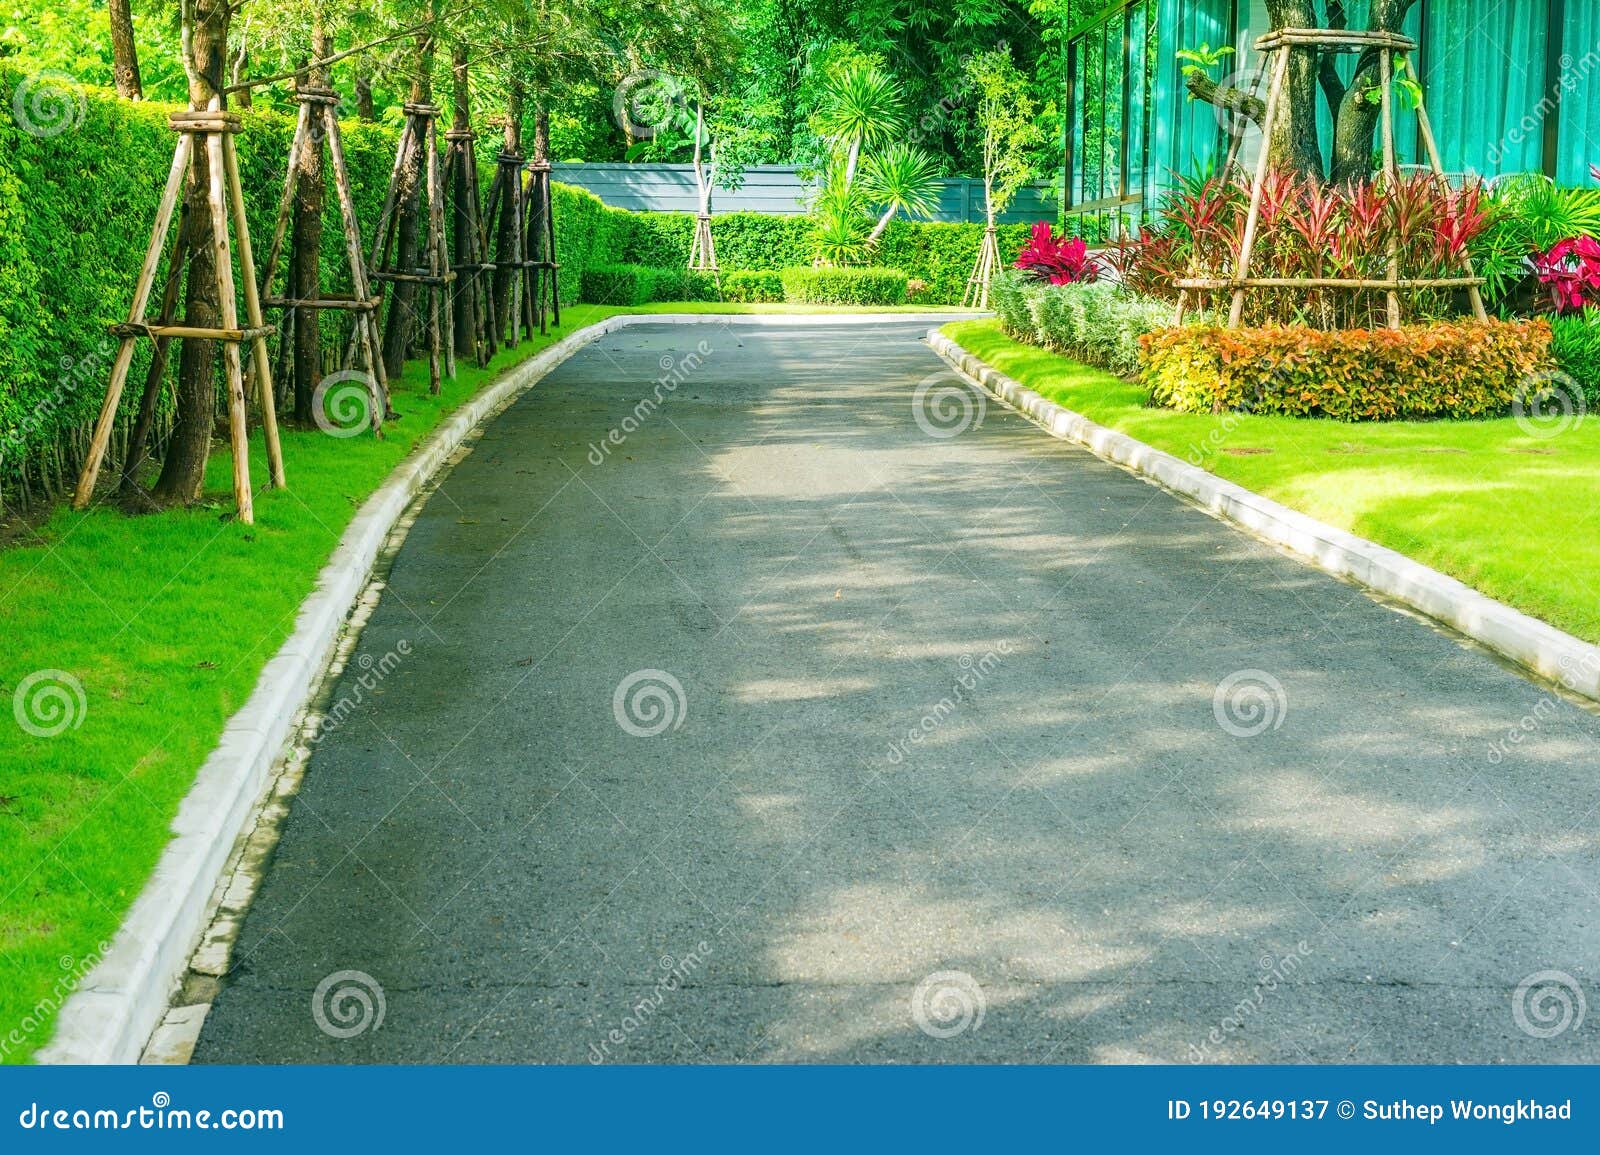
[861,143,942,247]
[812,61,906,193]
[811,155,872,265]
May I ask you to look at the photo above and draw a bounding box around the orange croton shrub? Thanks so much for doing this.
[1138,320,1556,421]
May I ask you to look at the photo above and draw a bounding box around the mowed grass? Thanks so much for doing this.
[0,305,679,1062]
[944,318,1600,645]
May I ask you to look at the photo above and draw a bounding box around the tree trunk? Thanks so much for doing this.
[491,80,525,344]
[1330,0,1418,182]
[381,35,435,379]
[109,0,142,99]
[1184,0,1419,182]
[533,104,549,164]
[291,31,330,424]
[450,43,476,361]
[355,72,376,121]
[153,0,228,503]
[1262,0,1323,179]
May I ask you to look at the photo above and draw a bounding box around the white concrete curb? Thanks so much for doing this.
[36,310,969,1065]
[927,328,1600,703]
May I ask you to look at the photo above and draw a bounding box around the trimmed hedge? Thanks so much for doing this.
[1140,320,1557,421]
[722,270,785,303]
[990,270,1183,378]
[781,266,909,306]
[579,264,717,306]
[0,74,397,507]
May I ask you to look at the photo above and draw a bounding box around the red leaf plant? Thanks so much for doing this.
[1014,222,1100,285]
[1534,235,1600,313]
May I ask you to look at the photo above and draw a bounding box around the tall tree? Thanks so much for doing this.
[289,18,331,424]
[108,0,144,99]
[1186,0,1419,183]
[153,0,231,503]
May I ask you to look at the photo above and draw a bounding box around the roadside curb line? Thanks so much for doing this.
[926,327,1600,704]
[37,310,962,1065]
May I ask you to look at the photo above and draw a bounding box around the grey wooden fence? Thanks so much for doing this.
[551,163,1057,223]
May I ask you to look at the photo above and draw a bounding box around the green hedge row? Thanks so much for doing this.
[578,264,718,305]
[0,74,396,506]
[780,267,909,306]
[989,270,1186,379]
[0,73,1038,507]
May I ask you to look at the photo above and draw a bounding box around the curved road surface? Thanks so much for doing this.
[194,320,1600,1063]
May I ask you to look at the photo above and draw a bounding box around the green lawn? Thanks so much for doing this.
[944,317,1600,646]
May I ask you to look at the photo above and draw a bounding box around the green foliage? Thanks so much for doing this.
[1551,310,1600,402]
[1474,175,1600,309]
[0,74,394,505]
[721,269,785,302]
[579,264,718,305]
[987,270,1182,378]
[780,266,908,305]
[966,46,1042,220]
[1140,321,1557,421]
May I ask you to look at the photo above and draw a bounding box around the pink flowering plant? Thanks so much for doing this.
[1534,235,1600,313]
[1013,221,1100,285]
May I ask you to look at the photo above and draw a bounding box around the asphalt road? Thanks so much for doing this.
[193,320,1600,1063]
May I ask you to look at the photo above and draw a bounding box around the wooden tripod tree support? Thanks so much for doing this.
[522,156,561,337]
[367,101,456,394]
[1175,27,1490,330]
[687,213,719,279]
[963,225,1002,309]
[685,101,719,290]
[261,86,387,433]
[483,149,527,349]
[74,105,284,524]
[443,123,493,367]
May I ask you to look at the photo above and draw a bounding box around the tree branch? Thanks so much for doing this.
[1184,70,1265,126]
